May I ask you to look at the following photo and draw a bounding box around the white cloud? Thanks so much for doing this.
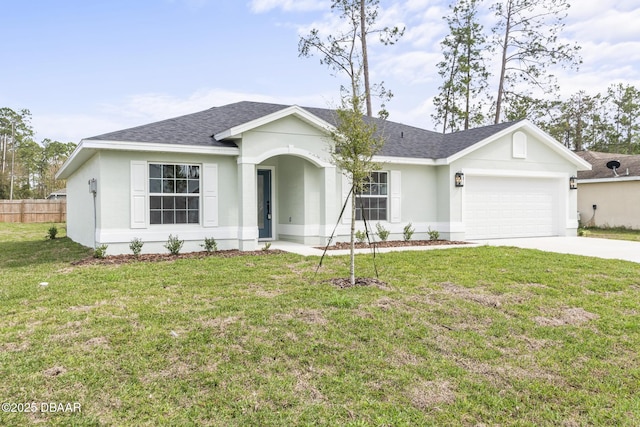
[33,88,340,143]
[248,0,330,14]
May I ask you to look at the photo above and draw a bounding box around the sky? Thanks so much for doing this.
[2,0,640,143]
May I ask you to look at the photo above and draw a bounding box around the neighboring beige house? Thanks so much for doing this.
[56,101,590,255]
[576,151,640,229]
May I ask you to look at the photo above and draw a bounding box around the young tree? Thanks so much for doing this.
[298,0,403,117]
[330,95,386,285]
[491,0,581,123]
[433,0,490,133]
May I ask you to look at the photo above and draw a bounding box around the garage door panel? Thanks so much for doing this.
[464,176,559,239]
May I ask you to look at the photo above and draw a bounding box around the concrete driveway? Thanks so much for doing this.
[471,236,640,264]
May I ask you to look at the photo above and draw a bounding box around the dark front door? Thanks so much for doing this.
[257,169,272,239]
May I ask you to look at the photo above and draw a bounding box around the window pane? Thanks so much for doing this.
[150,211,161,224]
[188,180,199,194]
[176,179,187,193]
[379,198,387,209]
[188,211,199,224]
[150,196,162,209]
[149,179,161,193]
[163,179,175,193]
[189,166,200,179]
[176,165,188,178]
[378,172,387,184]
[149,164,162,178]
[379,184,388,195]
[176,211,187,224]
[163,165,175,178]
[163,196,175,209]
[163,211,174,224]
[188,197,199,210]
[369,209,378,221]
[175,197,187,209]
[379,209,387,221]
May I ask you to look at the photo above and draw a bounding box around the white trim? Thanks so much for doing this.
[462,168,568,179]
[373,155,440,166]
[239,146,332,168]
[82,139,239,155]
[215,105,337,140]
[57,139,239,179]
[96,226,240,243]
[577,176,640,184]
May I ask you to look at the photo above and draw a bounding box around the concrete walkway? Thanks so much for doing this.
[271,237,640,264]
[269,240,476,257]
[471,236,640,264]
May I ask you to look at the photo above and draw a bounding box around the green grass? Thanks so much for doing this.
[583,226,640,242]
[1,223,639,426]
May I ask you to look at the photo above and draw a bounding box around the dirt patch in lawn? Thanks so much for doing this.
[317,239,468,250]
[71,249,285,266]
[326,277,390,289]
[440,282,504,308]
[407,380,456,410]
[534,307,599,326]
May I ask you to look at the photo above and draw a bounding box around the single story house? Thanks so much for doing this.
[56,101,591,255]
[576,150,640,229]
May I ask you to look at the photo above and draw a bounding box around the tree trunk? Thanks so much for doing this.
[494,1,512,124]
[350,184,356,286]
[360,0,372,117]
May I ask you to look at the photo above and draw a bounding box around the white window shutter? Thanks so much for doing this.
[202,163,218,227]
[341,173,352,224]
[390,170,401,223]
[130,161,147,229]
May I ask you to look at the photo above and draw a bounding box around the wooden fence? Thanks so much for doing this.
[0,200,66,223]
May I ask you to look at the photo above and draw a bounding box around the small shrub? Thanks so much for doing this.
[403,223,414,241]
[129,237,144,257]
[427,227,440,241]
[93,244,108,259]
[262,242,272,251]
[578,228,589,237]
[46,225,58,240]
[202,237,218,252]
[355,230,367,243]
[376,223,390,242]
[165,234,184,255]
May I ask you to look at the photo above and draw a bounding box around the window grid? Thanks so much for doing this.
[149,164,200,225]
[355,171,388,221]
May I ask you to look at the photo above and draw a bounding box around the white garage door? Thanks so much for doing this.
[464,176,559,239]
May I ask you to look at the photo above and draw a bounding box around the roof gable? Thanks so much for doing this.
[446,119,591,170]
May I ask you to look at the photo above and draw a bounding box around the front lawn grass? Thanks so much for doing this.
[583,226,640,242]
[1,223,639,426]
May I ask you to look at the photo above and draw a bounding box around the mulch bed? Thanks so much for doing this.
[71,249,285,266]
[317,239,469,250]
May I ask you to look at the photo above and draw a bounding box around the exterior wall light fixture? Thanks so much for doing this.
[569,176,577,190]
[455,172,464,187]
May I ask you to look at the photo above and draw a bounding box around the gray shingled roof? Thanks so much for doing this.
[576,151,640,179]
[88,101,523,159]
